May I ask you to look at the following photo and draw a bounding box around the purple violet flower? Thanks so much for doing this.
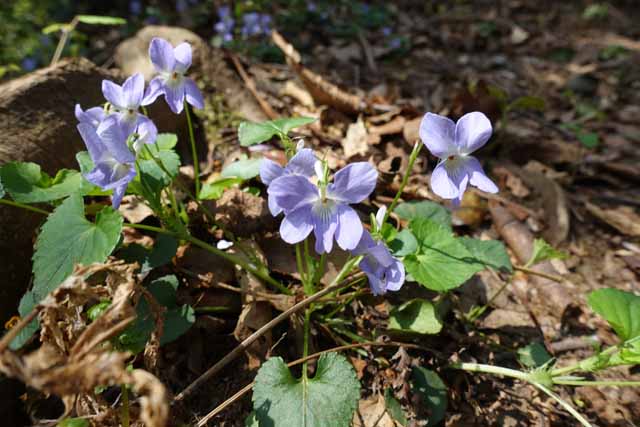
[260,148,317,215]
[101,73,146,136]
[131,116,158,153]
[215,6,235,42]
[76,115,136,209]
[420,111,498,205]
[267,162,378,254]
[75,104,106,129]
[241,13,262,37]
[142,37,204,114]
[352,231,405,295]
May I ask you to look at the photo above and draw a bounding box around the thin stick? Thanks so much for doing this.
[196,341,424,426]
[0,199,50,215]
[227,51,278,119]
[51,16,79,65]
[173,256,361,403]
[514,265,564,283]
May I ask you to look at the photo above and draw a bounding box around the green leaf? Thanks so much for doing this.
[221,157,263,180]
[404,219,484,292]
[32,194,123,298]
[155,133,178,150]
[137,139,181,188]
[87,301,111,322]
[384,388,407,426]
[117,234,178,274]
[253,353,360,427]
[411,367,447,426]
[238,117,316,146]
[0,176,5,198]
[58,417,90,427]
[76,15,126,25]
[394,201,451,230]
[525,238,568,267]
[517,342,552,368]
[0,162,84,203]
[389,229,418,257]
[199,177,243,200]
[389,299,443,335]
[9,290,40,350]
[117,275,194,353]
[458,237,513,272]
[42,22,70,34]
[588,288,640,341]
[507,96,546,112]
[245,412,259,427]
[577,132,599,149]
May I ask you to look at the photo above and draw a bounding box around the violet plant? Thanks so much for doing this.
[2,37,639,427]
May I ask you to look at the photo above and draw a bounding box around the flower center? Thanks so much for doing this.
[312,198,337,224]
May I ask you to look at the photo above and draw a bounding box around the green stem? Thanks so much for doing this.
[120,383,130,427]
[0,199,50,215]
[532,383,593,427]
[185,104,200,197]
[125,222,291,295]
[553,379,640,387]
[453,362,531,382]
[296,243,307,287]
[551,344,620,376]
[311,253,326,290]
[302,307,312,380]
[383,140,422,225]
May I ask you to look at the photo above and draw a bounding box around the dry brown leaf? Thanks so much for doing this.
[0,262,169,427]
[586,203,640,237]
[352,394,398,427]
[342,117,370,158]
[118,195,155,224]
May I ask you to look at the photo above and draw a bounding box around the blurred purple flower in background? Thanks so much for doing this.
[267,162,377,254]
[77,116,136,208]
[420,111,498,205]
[214,5,235,42]
[142,37,204,114]
[129,0,143,15]
[260,148,317,215]
[102,73,146,135]
[21,57,37,72]
[352,231,405,295]
[241,12,272,37]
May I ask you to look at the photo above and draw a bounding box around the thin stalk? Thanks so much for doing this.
[514,265,563,283]
[383,140,422,225]
[551,345,621,377]
[302,307,312,380]
[453,362,531,382]
[50,16,79,65]
[311,253,327,290]
[296,244,307,287]
[120,384,130,427]
[124,222,291,295]
[173,255,361,403]
[553,379,640,387]
[185,105,200,197]
[0,199,50,215]
[532,383,593,427]
[0,307,40,352]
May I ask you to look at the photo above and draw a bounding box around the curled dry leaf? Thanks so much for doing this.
[342,117,370,159]
[272,30,364,115]
[586,202,640,237]
[0,262,169,427]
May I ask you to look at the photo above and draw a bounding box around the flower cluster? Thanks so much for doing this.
[214,7,272,42]
[419,111,498,205]
[214,6,235,43]
[261,148,405,295]
[75,37,203,208]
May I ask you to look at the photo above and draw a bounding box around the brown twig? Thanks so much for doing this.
[226,50,278,119]
[514,265,564,283]
[173,258,361,403]
[195,341,426,426]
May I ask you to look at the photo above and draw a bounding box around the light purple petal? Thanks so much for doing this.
[260,158,284,186]
[122,73,144,109]
[385,260,405,291]
[84,165,108,188]
[173,42,192,73]
[184,78,204,110]
[164,81,186,114]
[75,104,105,128]
[352,230,376,255]
[313,211,338,254]
[149,37,176,73]
[268,194,283,216]
[335,205,363,251]
[375,205,386,228]
[77,123,106,163]
[430,161,458,200]
[285,148,316,177]
[327,162,377,204]
[111,184,127,209]
[455,112,492,155]
[96,116,135,164]
[367,242,396,268]
[268,175,318,214]
[463,156,498,194]
[141,77,164,106]
[102,79,125,109]
[419,112,457,158]
[280,206,314,244]
[134,116,158,150]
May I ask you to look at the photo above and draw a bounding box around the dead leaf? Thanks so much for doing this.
[118,195,155,223]
[353,394,398,427]
[369,116,406,136]
[342,117,370,158]
[402,117,421,145]
[281,80,315,108]
[586,203,640,236]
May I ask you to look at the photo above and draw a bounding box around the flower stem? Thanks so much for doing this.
[120,383,130,427]
[302,307,312,380]
[0,199,49,215]
[553,379,640,387]
[453,362,531,382]
[125,222,291,295]
[383,140,422,225]
[185,104,200,197]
